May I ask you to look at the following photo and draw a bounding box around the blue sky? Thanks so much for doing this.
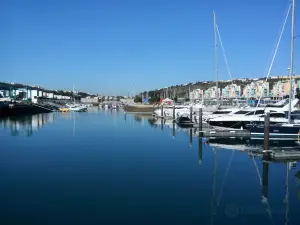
[0,0,299,95]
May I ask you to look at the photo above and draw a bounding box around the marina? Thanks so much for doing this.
[1,0,300,224]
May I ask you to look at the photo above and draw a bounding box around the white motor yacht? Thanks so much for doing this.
[207,99,300,129]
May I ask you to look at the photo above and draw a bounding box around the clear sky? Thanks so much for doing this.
[0,0,299,95]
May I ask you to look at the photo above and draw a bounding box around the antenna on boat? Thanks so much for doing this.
[288,0,295,123]
[213,11,219,103]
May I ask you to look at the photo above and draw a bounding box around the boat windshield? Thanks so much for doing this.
[234,110,249,114]
[259,113,286,118]
[245,110,265,115]
[212,111,231,114]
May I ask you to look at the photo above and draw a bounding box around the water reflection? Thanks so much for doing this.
[132,113,300,224]
[189,129,193,146]
[134,115,142,123]
[198,137,203,164]
[205,137,300,152]
[1,111,300,224]
[0,113,55,137]
[172,123,175,138]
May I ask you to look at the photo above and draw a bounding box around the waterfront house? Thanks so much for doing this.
[189,89,203,101]
[204,86,221,99]
[242,81,269,99]
[221,84,241,99]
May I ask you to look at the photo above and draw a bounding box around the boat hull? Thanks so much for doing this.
[0,104,52,117]
[208,120,287,130]
[68,107,87,112]
[176,116,195,128]
[251,124,300,139]
[124,105,156,113]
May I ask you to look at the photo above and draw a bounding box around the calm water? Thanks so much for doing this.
[1,107,300,225]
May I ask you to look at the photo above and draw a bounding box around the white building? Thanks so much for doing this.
[48,93,54,99]
[204,86,221,99]
[189,89,203,101]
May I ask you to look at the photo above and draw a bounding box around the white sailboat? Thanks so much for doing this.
[250,0,300,138]
[208,2,299,131]
[175,11,244,124]
[154,12,228,118]
[67,84,88,112]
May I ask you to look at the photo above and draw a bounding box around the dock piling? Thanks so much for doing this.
[161,105,164,119]
[173,105,175,122]
[152,105,155,117]
[190,106,193,123]
[199,108,202,137]
[263,113,270,150]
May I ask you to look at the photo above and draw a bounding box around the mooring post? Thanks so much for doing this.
[161,119,163,131]
[263,112,270,151]
[152,104,155,117]
[173,105,176,121]
[190,106,193,123]
[161,104,164,118]
[199,108,202,137]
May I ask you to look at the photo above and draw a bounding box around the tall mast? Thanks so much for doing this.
[213,11,219,101]
[132,84,135,98]
[288,0,295,123]
[73,84,75,104]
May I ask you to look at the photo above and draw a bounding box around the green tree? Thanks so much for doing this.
[148,91,155,97]
[134,95,142,103]
[149,96,160,103]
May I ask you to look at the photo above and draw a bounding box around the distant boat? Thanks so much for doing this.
[59,107,69,113]
[66,104,88,112]
[124,103,156,113]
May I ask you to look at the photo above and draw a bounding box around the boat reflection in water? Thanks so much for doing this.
[0,110,300,224]
[141,116,300,224]
[205,137,300,152]
[0,113,55,137]
[202,137,300,225]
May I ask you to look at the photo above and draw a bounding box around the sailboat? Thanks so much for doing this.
[175,11,250,125]
[251,0,299,139]
[67,84,88,112]
[111,92,118,109]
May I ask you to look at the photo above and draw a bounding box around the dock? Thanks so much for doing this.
[266,150,300,161]
[198,129,251,137]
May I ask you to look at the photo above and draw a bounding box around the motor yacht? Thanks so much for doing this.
[207,99,300,129]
